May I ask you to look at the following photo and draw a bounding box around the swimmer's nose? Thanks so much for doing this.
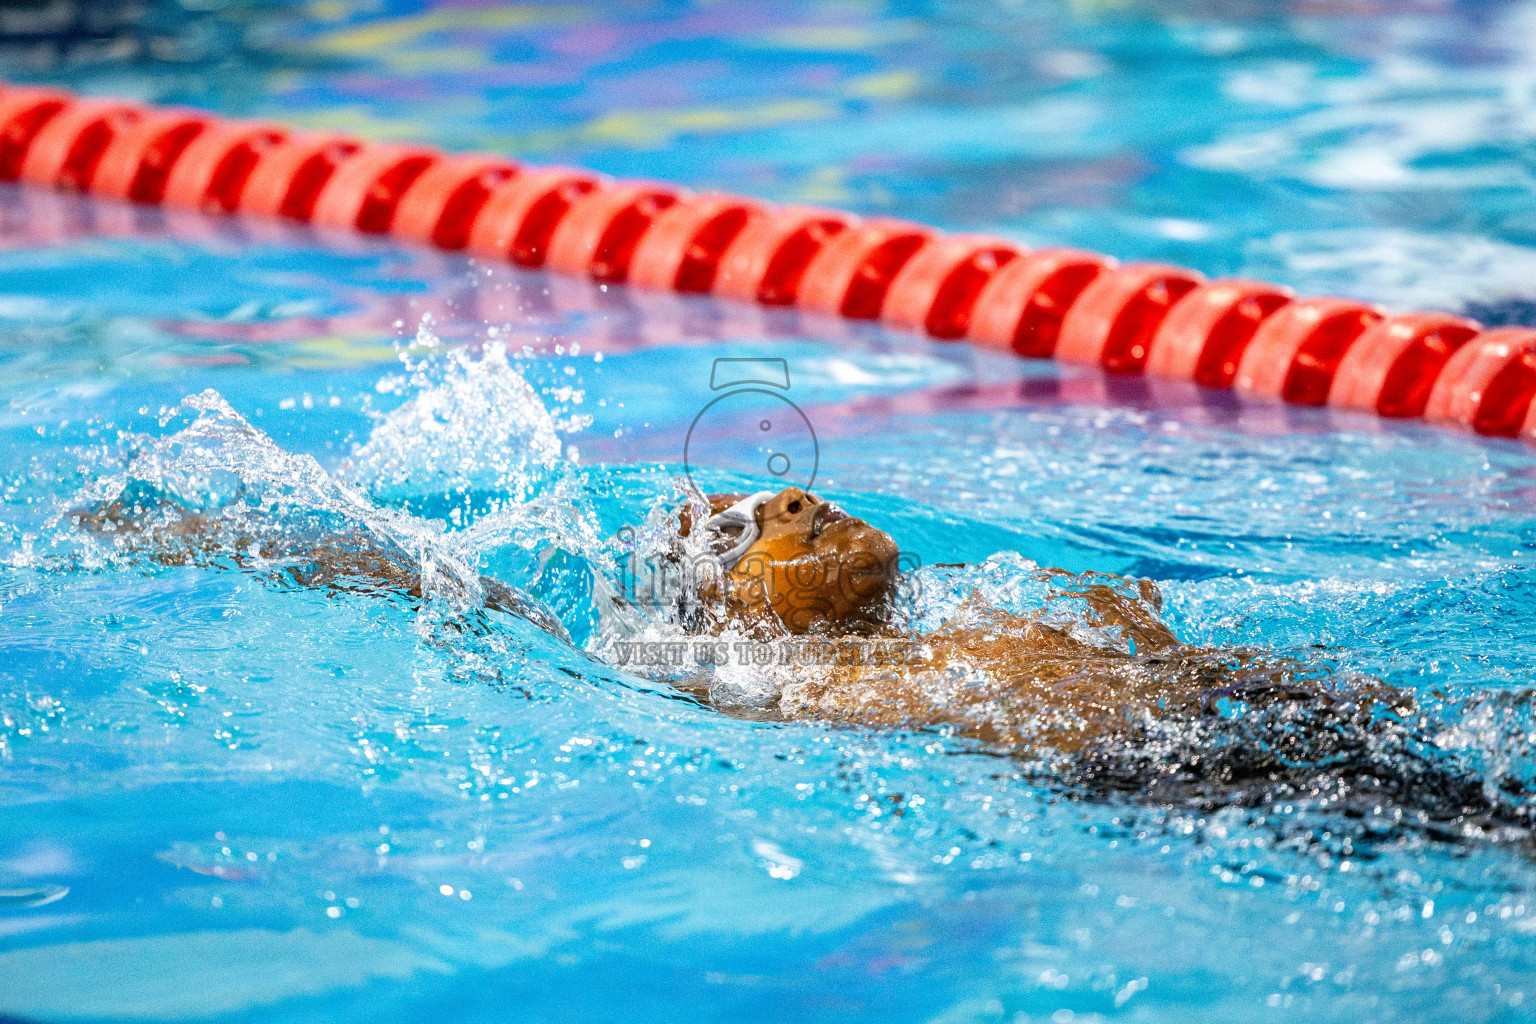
[777,487,814,514]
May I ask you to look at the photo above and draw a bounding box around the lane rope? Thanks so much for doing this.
[3,81,1535,443]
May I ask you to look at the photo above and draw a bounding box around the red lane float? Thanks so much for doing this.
[1426,328,1536,436]
[5,80,1536,449]
[310,143,441,233]
[19,99,146,191]
[798,219,935,319]
[465,166,605,267]
[1328,313,1481,418]
[0,89,71,180]
[238,133,363,220]
[881,235,1021,339]
[546,182,684,282]
[1233,298,1382,405]
[1145,280,1293,388]
[713,206,853,306]
[391,154,519,250]
[629,193,766,293]
[968,249,1113,357]
[1056,263,1204,373]
[91,110,213,203]
[162,121,289,212]
[1522,387,1536,444]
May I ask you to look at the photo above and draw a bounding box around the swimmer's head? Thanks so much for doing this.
[701,487,900,635]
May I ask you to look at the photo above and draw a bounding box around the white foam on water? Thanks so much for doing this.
[344,321,564,507]
[72,388,493,618]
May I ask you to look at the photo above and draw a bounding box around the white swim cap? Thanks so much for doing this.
[702,491,774,570]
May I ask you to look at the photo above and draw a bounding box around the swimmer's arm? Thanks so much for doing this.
[74,498,569,638]
[75,498,416,587]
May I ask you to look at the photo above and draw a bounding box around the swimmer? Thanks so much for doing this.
[655,487,1311,754]
[74,484,1533,840]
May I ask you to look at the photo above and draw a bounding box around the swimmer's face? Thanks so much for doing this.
[725,487,899,634]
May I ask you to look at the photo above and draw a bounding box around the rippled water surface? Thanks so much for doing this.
[4,2,1536,1022]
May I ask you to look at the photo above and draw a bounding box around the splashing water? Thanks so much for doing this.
[345,320,566,513]
[38,329,1536,832]
[7,310,1536,1024]
[24,330,1534,851]
[13,0,1536,1015]
[62,389,500,621]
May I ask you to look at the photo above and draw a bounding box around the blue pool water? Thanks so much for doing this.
[4,1,1536,1021]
